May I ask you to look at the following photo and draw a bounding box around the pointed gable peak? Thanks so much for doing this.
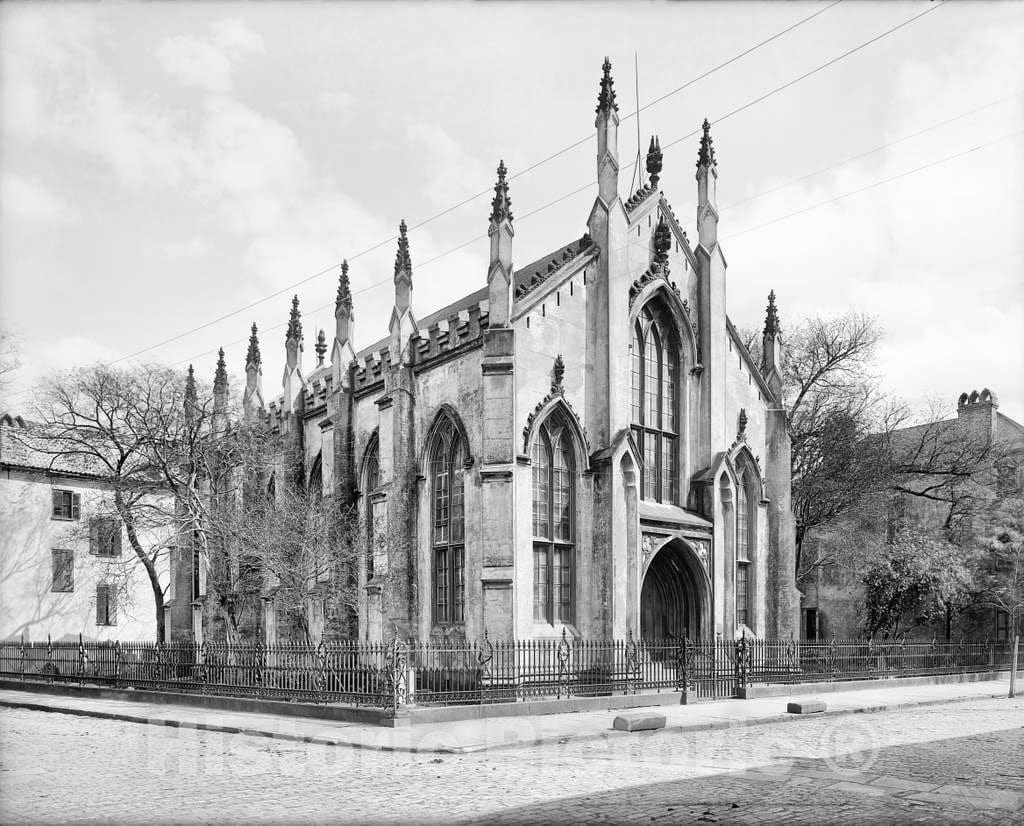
[489,159,513,226]
[394,219,412,279]
[697,118,717,168]
[246,323,261,368]
[596,56,618,116]
[286,294,302,342]
[336,259,353,313]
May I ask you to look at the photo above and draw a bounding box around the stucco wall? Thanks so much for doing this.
[0,471,164,642]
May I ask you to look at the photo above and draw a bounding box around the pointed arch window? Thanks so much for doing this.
[631,302,680,503]
[532,412,575,624]
[430,415,466,625]
[308,453,323,498]
[736,470,754,629]
[364,437,380,581]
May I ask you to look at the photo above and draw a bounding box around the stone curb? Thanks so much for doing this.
[0,688,1011,755]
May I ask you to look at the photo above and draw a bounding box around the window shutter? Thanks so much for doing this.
[72,493,81,520]
[108,587,117,625]
[95,586,104,625]
[52,490,62,518]
[89,519,99,555]
[112,523,123,556]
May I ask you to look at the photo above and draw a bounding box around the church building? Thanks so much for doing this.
[172,59,799,645]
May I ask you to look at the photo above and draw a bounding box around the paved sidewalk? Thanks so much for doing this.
[0,677,1017,754]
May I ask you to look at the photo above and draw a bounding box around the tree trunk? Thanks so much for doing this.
[1010,633,1019,700]
[114,490,167,643]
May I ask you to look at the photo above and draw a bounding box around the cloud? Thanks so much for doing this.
[0,173,79,224]
[404,121,495,210]
[157,18,264,93]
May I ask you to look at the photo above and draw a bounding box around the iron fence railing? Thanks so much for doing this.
[0,632,1015,710]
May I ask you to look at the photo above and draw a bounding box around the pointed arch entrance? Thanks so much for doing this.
[640,539,711,641]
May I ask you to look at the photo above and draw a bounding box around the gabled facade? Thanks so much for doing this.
[171,59,799,644]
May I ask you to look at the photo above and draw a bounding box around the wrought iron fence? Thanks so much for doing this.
[0,632,1015,710]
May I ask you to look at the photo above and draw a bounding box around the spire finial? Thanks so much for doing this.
[646,135,663,189]
[214,347,227,393]
[184,364,197,414]
[394,220,412,277]
[286,295,302,342]
[596,56,618,115]
[697,118,716,169]
[246,323,261,369]
[764,290,780,337]
[315,329,327,367]
[489,160,513,226]
[653,213,671,265]
[336,260,352,313]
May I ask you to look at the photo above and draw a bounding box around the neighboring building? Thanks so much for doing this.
[0,413,164,641]
[169,59,800,645]
[800,389,1024,641]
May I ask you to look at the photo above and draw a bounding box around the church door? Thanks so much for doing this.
[640,542,700,641]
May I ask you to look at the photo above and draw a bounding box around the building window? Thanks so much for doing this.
[364,437,380,581]
[430,413,465,625]
[90,518,122,557]
[51,490,81,521]
[631,302,680,504]
[532,412,575,624]
[736,470,754,629]
[997,462,1020,498]
[804,608,818,641]
[51,549,74,593]
[308,453,323,497]
[996,610,1010,642]
[95,584,117,626]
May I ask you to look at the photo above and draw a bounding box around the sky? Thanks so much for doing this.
[1,1,1022,423]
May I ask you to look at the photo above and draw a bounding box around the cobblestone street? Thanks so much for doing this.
[1,696,1022,823]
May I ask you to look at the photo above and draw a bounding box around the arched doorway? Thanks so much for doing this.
[640,541,708,641]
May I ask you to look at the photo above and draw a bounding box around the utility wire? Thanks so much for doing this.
[722,129,1024,241]
[170,125,1021,371]
[108,1,845,367]
[722,94,1019,211]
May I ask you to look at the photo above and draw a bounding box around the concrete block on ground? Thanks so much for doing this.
[612,711,666,732]
[787,699,826,714]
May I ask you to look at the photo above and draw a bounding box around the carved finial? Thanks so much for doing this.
[596,56,618,115]
[653,214,671,265]
[697,118,716,169]
[552,354,565,393]
[286,295,302,342]
[764,290,780,337]
[246,323,261,369]
[315,329,327,367]
[336,260,352,314]
[184,364,197,414]
[489,160,513,226]
[646,135,663,188]
[394,219,412,277]
[738,408,748,437]
[214,347,227,394]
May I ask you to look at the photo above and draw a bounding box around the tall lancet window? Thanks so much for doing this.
[364,437,380,581]
[631,302,680,503]
[430,415,465,625]
[532,412,575,624]
[736,470,753,628]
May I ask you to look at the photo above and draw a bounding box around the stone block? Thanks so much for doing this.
[786,700,826,714]
[612,711,666,732]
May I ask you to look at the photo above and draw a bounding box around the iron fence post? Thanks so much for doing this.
[313,639,327,704]
[556,628,570,700]
[735,631,750,689]
[383,634,408,711]
[114,640,123,687]
[46,634,53,684]
[77,633,87,680]
[19,633,26,680]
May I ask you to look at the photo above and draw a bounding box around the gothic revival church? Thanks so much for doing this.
[173,59,799,644]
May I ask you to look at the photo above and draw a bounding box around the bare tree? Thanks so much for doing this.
[26,365,182,641]
[0,331,20,398]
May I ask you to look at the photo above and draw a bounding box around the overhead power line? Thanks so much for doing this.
[109,1,844,367]
[171,125,1022,371]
